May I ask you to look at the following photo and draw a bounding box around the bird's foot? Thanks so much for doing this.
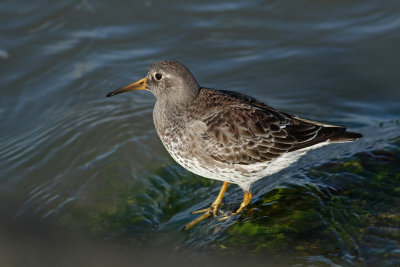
[217,211,242,222]
[184,210,211,230]
[218,191,253,221]
[185,201,223,230]
[184,182,230,230]
[191,201,223,217]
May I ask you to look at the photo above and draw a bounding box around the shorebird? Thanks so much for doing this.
[107,60,362,229]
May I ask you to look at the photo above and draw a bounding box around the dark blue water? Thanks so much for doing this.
[1,1,400,266]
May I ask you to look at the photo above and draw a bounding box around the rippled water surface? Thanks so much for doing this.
[1,1,400,266]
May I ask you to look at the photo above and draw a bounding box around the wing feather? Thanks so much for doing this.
[191,88,361,165]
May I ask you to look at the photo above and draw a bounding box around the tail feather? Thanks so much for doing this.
[284,114,362,152]
[330,130,363,143]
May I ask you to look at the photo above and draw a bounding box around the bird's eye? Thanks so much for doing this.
[155,73,162,80]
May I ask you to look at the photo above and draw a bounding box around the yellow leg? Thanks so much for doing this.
[234,191,253,214]
[185,182,229,230]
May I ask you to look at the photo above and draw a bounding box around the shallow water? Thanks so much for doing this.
[1,0,400,266]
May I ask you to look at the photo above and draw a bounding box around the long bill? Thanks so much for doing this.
[106,77,147,97]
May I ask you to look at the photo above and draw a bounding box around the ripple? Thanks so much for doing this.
[179,2,259,12]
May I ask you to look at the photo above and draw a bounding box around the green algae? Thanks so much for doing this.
[58,137,400,266]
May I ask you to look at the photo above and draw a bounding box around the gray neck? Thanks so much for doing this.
[153,97,186,135]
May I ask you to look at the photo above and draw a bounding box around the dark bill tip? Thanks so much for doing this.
[105,77,147,98]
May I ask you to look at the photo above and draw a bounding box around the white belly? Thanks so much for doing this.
[162,134,329,191]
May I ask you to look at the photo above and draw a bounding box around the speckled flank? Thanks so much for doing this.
[160,129,329,191]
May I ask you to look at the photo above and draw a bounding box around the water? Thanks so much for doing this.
[1,0,400,266]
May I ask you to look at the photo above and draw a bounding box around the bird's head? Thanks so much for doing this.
[107,60,200,103]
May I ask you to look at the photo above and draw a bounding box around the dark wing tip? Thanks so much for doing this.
[330,131,363,142]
